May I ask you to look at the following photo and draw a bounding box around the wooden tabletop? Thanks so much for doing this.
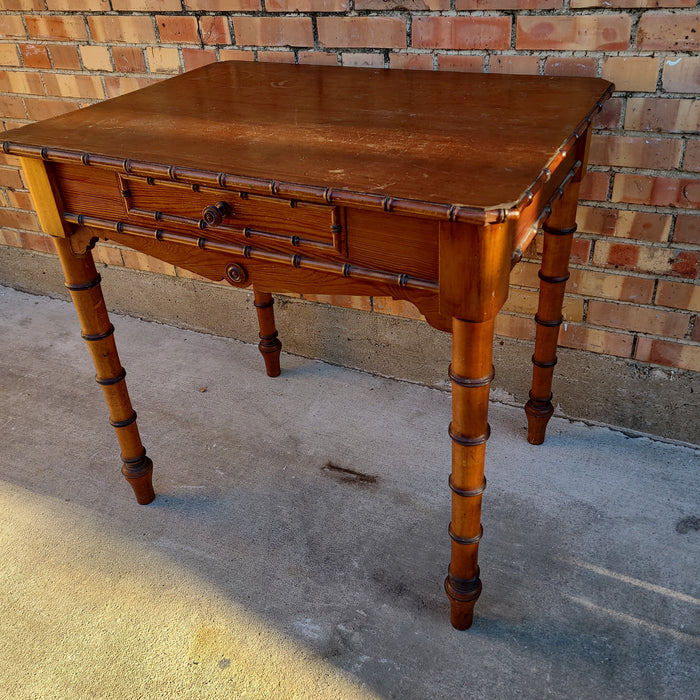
[3,61,611,215]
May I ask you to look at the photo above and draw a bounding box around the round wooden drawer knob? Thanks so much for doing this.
[201,201,231,226]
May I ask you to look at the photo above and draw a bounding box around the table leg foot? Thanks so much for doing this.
[525,393,554,445]
[445,569,482,630]
[254,289,282,378]
[122,455,155,505]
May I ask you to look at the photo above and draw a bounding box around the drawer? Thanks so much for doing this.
[118,175,345,255]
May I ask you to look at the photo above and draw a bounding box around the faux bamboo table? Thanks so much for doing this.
[3,61,612,630]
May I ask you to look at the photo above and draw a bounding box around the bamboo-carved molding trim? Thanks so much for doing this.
[510,159,582,267]
[3,142,498,225]
[61,212,439,293]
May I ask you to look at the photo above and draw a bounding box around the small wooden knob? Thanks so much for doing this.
[225,262,248,287]
[201,201,231,226]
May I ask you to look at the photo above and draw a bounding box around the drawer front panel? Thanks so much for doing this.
[52,163,345,257]
[120,175,344,254]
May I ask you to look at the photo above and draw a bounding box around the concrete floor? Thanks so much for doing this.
[1,284,698,699]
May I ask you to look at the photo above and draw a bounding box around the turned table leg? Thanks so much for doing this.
[54,237,155,504]
[253,289,282,378]
[525,182,580,445]
[445,317,494,630]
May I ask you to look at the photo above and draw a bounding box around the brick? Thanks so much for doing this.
[21,231,55,252]
[674,215,699,245]
[234,17,314,47]
[2,44,22,68]
[634,338,700,373]
[0,166,24,189]
[594,97,623,129]
[88,16,157,44]
[662,55,700,94]
[683,140,700,173]
[0,95,27,120]
[145,47,181,74]
[0,70,44,95]
[573,0,695,6]
[270,0,349,9]
[182,48,218,71]
[5,189,33,210]
[258,51,296,64]
[587,300,689,338]
[318,17,407,49]
[508,260,540,288]
[1,208,39,231]
[570,239,591,265]
[559,324,634,358]
[593,240,699,279]
[0,229,22,247]
[218,49,256,62]
[389,53,433,71]
[612,174,700,209]
[298,52,339,66]
[412,17,511,50]
[579,171,609,201]
[113,0,182,9]
[637,12,700,51]
[104,76,158,98]
[2,120,27,131]
[577,207,671,242]
[24,97,79,121]
[80,45,113,72]
[46,0,110,8]
[494,313,535,341]
[625,97,700,133]
[489,55,539,75]
[357,0,445,7]
[656,280,700,312]
[199,16,231,45]
[0,151,21,167]
[48,44,81,70]
[601,56,659,92]
[502,288,583,321]
[1,14,27,38]
[544,56,598,77]
[92,243,124,267]
[43,73,105,100]
[669,251,700,279]
[436,55,485,72]
[341,53,385,68]
[458,0,561,7]
[692,321,700,344]
[25,16,88,42]
[516,15,631,51]
[373,297,422,320]
[589,134,682,170]
[157,16,200,44]
[568,268,655,304]
[2,1,45,9]
[184,0,261,8]
[112,47,146,74]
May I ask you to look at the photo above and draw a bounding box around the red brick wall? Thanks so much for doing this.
[1,2,698,373]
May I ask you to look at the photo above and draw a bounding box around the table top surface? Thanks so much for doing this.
[3,61,611,215]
